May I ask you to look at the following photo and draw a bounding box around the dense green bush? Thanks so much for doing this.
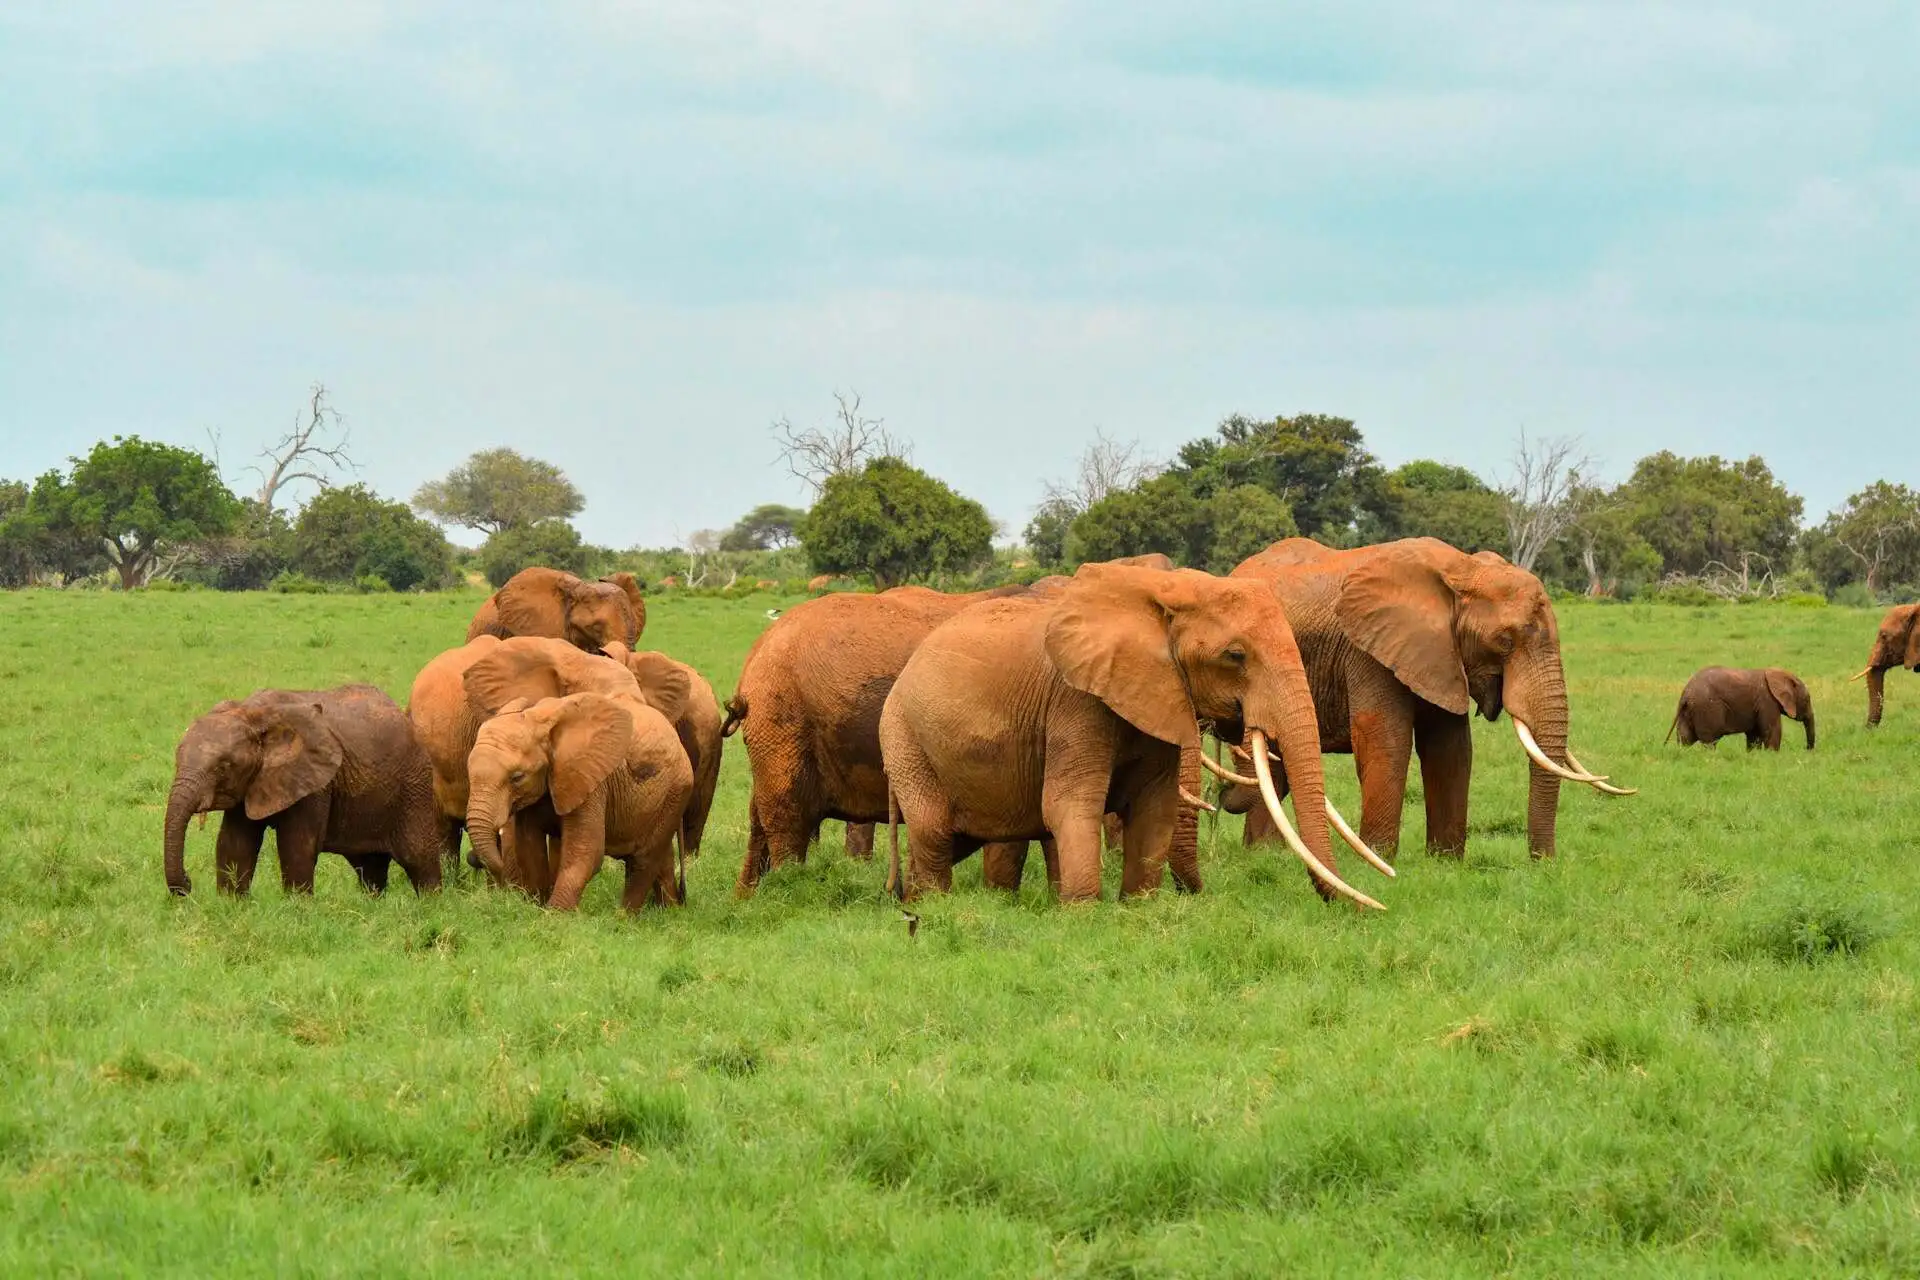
[480,520,588,587]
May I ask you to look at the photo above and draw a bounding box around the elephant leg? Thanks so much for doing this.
[509,812,553,901]
[440,818,465,877]
[1351,708,1414,857]
[844,823,876,861]
[1101,813,1124,852]
[274,796,328,894]
[1119,773,1180,898]
[214,813,265,895]
[1041,778,1108,903]
[903,824,956,899]
[346,854,392,894]
[547,799,609,911]
[737,800,771,895]
[1414,709,1472,858]
[1758,702,1782,751]
[981,842,1029,891]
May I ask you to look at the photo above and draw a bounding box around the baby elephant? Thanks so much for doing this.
[1668,667,1814,751]
[163,685,443,895]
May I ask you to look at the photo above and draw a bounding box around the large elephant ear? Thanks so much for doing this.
[1763,669,1801,717]
[1902,607,1920,668]
[495,568,577,637]
[244,703,344,820]
[1044,565,1200,749]
[625,651,690,722]
[601,573,647,641]
[544,695,633,815]
[1335,548,1471,715]
[464,643,568,714]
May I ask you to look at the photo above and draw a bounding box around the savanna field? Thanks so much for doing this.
[1,589,1916,1276]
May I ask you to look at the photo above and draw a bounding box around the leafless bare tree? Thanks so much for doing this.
[1043,429,1160,513]
[249,383,356,513]
[772,391,906,496]
[1498,431,1593,572]
[1665,552,1784,600]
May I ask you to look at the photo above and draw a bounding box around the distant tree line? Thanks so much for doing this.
[3,388,1914,603]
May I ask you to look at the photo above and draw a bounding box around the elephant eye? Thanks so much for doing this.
[1222,647,1247,664]
[510,771,527,784]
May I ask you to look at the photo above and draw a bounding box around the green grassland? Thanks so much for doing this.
[0,590,1915,1276]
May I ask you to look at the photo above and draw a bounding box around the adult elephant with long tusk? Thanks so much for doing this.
[1222,537,1632,861]
[881,563,1385,909]
[1853,602,1920,727]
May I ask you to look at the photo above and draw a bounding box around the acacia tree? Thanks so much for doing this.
[65,437,238,588]
[801,456,992,588]
[412,448,584,535]
[720,503,806,551]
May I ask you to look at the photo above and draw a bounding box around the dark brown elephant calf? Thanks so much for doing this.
[163,685,443,895]
[1668,667,1814,751]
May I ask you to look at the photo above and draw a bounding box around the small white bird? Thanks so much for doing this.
[765,608,782,620]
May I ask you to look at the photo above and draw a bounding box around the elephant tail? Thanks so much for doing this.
[675,814,688,904]
[1665,700,1683,745]
[720,694,747,739]
[886,788,918,936]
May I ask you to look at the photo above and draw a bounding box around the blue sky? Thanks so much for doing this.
[2,2,1915,546]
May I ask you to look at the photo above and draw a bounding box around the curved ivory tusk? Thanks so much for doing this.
[1228,740,1283,765]
[1565,752,1638,796]
[1513,718,1609,783]
[1198,752,1259,789]
[1250,730,1385,912]
[1178,786,1217,812]
[1849,666,1873,682]
[1324,799,1395,877]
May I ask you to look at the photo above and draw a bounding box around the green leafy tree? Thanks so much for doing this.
[800,457,993,588]
[1066,474,1206,566]
[719,503,807,552]
[1022,496,1078,570]
[191,500,294,591]
[1170,413,1388,541]
[1804,482,1920,596]
[292,484,453,591]
[1204,484,1299,572]
[0,471,107,586]
[412,448,584,536]
[64,437,238,589]
[1617,452,1803,578]
[480,519,589,588]
[1377,460,1509,553]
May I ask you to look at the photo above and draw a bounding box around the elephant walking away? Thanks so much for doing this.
[722,584,1032,895]
[163,685,442,896]
[469,567,646,652]
[1669,667,1814,750]
[1853,603,1920,726]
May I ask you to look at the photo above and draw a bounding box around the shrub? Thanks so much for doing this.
[267,571,332,594]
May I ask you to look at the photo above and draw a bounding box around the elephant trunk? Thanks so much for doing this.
[1803,709,1816,750]
[1512,673,1570,859]
[465,793,512,883]
[1867,666,1886,727]
[163,774,208,895]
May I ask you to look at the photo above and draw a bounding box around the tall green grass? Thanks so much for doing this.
[0,591,1914,1274]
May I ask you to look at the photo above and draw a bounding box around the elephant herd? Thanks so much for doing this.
[171,543,1917,914]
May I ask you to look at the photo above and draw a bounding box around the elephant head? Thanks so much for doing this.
[1332,538,1627,855]
[1045,564,1377,907]
[1855,603,1920,726]
[1763,668,1815,749]
[465,694,633,884]
[494,567,643,652]
[463,636,683,721]
[163,696,342,894]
